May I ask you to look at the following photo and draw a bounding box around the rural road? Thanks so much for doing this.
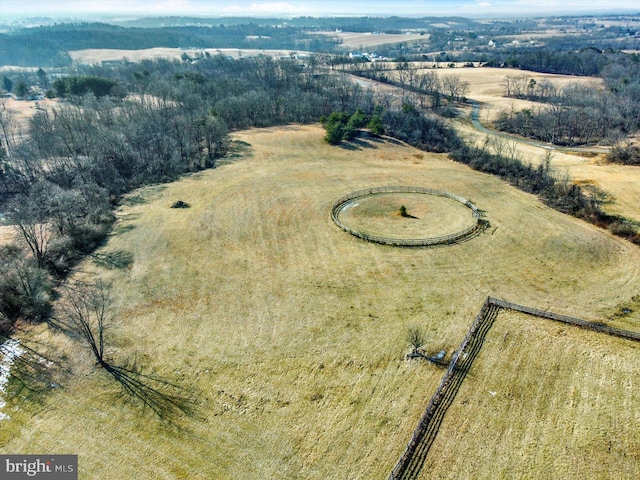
[347,71,609,156]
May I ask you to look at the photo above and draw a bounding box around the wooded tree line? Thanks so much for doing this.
[88,54,390,129]
[495,58,640,146]
[349,62,469,115]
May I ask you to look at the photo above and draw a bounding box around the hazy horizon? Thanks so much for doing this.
[1,0,639,19]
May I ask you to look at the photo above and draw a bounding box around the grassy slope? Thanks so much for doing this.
[2,125,640,479]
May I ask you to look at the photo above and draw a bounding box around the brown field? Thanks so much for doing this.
[69,47,310,64]
[421,309,640,479]
[2,125,640,479]
[457,67,601,121]
[0,225,15,245]
[381,66,601,122]
[318,31,428,49]
[1,97,57,134]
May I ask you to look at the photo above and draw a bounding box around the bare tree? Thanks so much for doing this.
[63,280,111,366]
[58,280,195,420]
[536,79,557,102]
[511,74,530,98]
[0,96,16,160]
[395,59,413,104]
[502,75,514,97]
[504,139,521,163]
[416,71,441,108]
[0,244,52,322]
[406,325,427,355]
[11,192,51,269]
[441,74,469,101]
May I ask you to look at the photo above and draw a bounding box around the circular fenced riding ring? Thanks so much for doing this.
[331,186,487,247]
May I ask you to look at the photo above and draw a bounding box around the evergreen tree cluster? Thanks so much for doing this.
[320,109,380,145]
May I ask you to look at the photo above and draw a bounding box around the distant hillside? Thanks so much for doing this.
[112,15,478,31]
[0,22,340,67]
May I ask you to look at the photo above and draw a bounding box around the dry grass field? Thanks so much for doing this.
[0,226,16,246]
[2,125,640,478]
[317,32,427,49]
[69,48,310,64]
[421,308,640,479]
[461,68,600,122]
[1,97,57,134]
[384,66,601,122]
[336,192,475,239]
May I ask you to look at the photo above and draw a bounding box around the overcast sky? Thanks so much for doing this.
[1,0,639,18]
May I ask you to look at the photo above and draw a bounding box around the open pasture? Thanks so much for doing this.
[2,125,640,479]
[320,31,427,49]
[421,308,640,479]
[381,66,602,122]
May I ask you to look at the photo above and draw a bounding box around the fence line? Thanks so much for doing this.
[489,297,640,342]
[388,298,498,480]
[331,186,484,247]
[388,297,640,480]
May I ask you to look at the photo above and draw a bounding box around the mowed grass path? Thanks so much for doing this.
[2,125,640,479]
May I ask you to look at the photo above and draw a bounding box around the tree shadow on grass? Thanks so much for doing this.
[53,280,199,424]
[101,357,198,422]
[339,137,380,151]
[1,334,59,395]
[91,250,134,270]
[112,224,136,236]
